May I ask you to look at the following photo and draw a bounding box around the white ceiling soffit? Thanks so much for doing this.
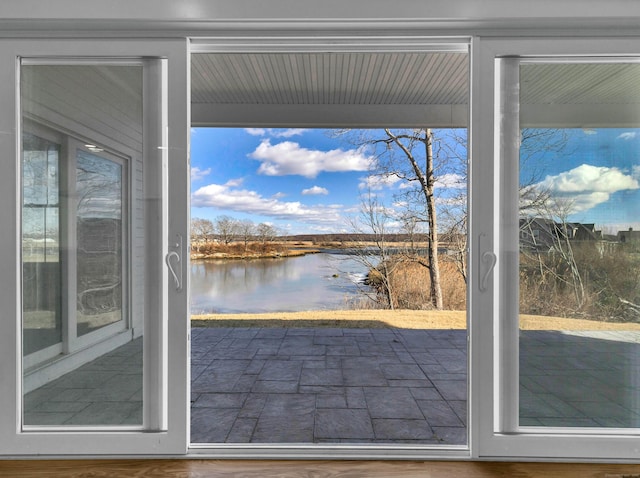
[191,51,469,128]
[521,63,640,128]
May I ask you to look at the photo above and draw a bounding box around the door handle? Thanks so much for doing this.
[165,233,183,291]
[478,233,496,292]
[480,251,497,292]
[165,251,181,290]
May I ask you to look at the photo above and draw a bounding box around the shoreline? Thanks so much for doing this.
[191,248,321,261]
[191,309,640,331]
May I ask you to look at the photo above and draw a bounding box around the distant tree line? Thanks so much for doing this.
[191,216,280,250]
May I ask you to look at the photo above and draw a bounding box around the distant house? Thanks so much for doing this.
[617,227,640,243]
[519,217,601,252]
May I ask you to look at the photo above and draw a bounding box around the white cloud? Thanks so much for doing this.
[249,140,373,178]
[244,128,309,138]
[538,163,639,213]
[435,173,466,189]
[358,174,401,191]
[273,129,309,138]
[192,181,343,225]
[618,132,637,141]
[191,166,212,181]
[302,186,329,195]
[224,178,244,187]
[244,128,266,136]
[582,129,597,135]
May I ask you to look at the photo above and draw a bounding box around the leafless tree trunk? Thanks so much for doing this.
[384,128,443,309]
[238,219,255,252]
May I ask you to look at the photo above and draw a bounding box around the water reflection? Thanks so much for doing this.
[190,253,368,313]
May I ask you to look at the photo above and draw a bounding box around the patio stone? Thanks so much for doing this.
[258,360,303,381]
[315,409,374,439]
[363,387,424,419]
[24,326,482,445]
[232,375,258,392]
[300,368,344,386]
[252,414,314,442]
[299,385,345,395]
[191,371,242,393]
[244,359,266,374]
[342,367,387,386]
[24,412,77,425]
[227,417,257,442]
[380,364,427,380]
[432,426,467,444]
[388,379,434,388]
[251,380,299,393]
[192,392,247,408]
[448,400,468,426]
[410,387,442,401]
[63,402,142,425]
[432,379,467,401]
[29,400,90,413]
[317,394,347,408]
[417,400,464,427]
[261,394,316,417]
[191,408,238,443]
[372,418,434,440]
[238,395,267,418]
[346,387,367,408]
[255,328,287,339]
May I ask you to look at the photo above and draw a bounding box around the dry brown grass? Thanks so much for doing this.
[368,257,466,310]
[191,241,320,260]
[192,309,640,331]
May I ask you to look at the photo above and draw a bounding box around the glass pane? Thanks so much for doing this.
[519,62,640,428]
[76,150,124,337]
[22,134,62,356]
[21,63,142,427]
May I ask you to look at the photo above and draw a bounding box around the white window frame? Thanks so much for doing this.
[473,37,640,461]
[0,39,189,456]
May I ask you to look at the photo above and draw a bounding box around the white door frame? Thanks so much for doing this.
[0,38,189,456]
[473,37,640,461]
[186,36,474,460]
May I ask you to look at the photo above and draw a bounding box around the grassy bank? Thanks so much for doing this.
[191,309,640,331]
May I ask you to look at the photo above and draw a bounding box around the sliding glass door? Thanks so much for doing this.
[0,39,189,455]
[474,37,640,460]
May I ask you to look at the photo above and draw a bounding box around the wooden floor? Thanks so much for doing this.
[2,460,640,477]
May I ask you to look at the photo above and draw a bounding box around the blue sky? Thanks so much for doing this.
[521,128,640,233]
[191,128,385,234]
[190,127,640,235]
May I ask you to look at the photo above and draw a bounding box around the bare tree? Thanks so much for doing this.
[364,128,444,309]
[191,218,215,246]
[527,197,586,310]
[256,222,278,246]
[348,191,400,309]
[519,128,569,213]
[215,215,238,245]
[237,219,256,252]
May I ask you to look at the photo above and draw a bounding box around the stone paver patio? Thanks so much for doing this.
[23,327,640,444]
[190,326,467,444]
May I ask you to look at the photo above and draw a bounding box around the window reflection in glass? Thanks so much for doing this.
[518,62,640,428]
[76,150,124,337]
[22,133,62,356]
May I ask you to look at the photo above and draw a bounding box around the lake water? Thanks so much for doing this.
[190,252,371,314]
